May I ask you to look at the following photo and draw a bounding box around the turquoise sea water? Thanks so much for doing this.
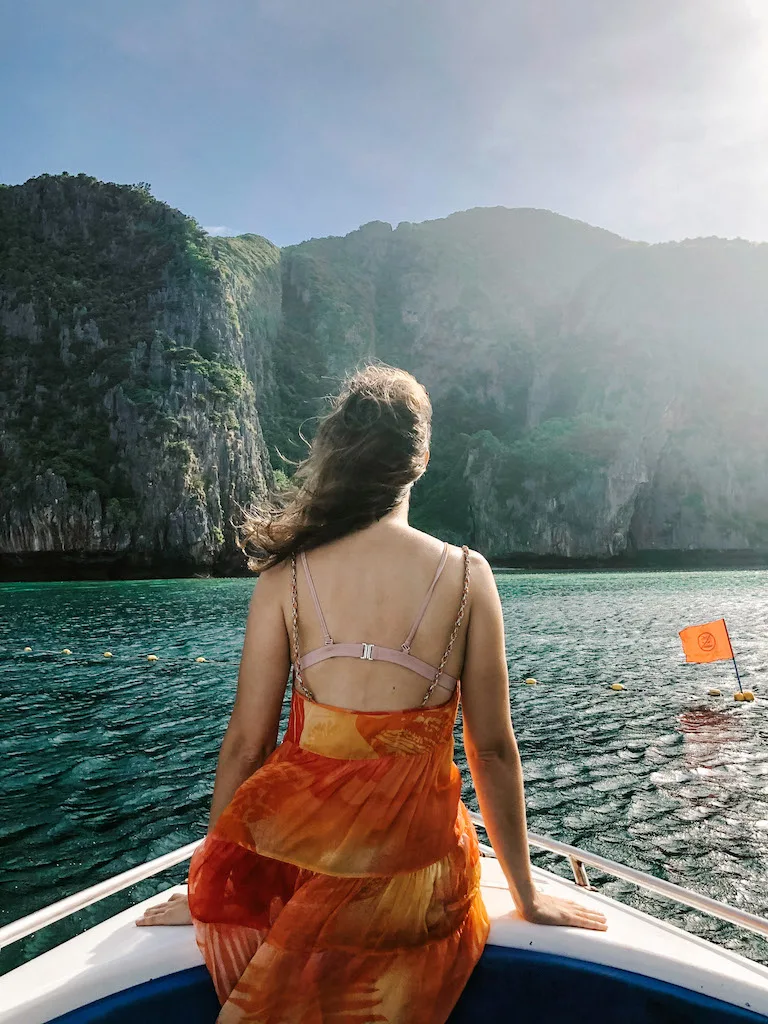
[1,570,768,975]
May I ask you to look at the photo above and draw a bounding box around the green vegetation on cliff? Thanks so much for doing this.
[0,174,275,570]
[1,175,211,495]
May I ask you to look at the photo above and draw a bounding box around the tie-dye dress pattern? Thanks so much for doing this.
[187,685,490,1023]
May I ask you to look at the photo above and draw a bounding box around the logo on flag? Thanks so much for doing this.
[679,619,733,664]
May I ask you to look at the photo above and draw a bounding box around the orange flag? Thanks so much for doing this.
[679,618,734,664]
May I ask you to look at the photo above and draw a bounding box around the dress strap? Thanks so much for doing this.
[421,545,471,707]
[300,550,333,645]
[290,553,317,702]
[401,542,449,653]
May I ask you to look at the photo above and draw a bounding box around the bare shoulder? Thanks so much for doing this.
[418,540,494,591]
[410,529,488,571]
[467,547,492,575]
[246,559,292,616]
[464,547,496,594]
[255,559,291,589]
[407,526,454,557]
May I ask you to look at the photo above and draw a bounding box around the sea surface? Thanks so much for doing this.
[1,569,767,975]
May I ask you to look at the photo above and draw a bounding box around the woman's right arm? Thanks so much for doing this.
[461,552,607,931]
[206,564,291,833]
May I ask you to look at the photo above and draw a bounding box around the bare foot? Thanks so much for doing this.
[135,892,192,927]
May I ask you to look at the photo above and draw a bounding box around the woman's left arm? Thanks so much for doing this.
[136,565,292,927]
[206,563,291,832]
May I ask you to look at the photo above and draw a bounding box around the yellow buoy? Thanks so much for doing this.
[524,677,537,685]
[610,683,625,691]
[734,692,745,702]
[62,648,72,655]
[708,688,721,697]
[742,691,755,702]
[195,656,207,663]
[103,651,113,657]
[147,654,158,661]
[23,646,32,652]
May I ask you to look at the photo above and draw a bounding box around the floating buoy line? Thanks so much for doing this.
[18,646,220,663]
[513,675,758,704]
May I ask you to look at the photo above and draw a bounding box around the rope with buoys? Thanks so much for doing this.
[17,647,221,663]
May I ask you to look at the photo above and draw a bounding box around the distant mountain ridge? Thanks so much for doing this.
[1,173,767,579]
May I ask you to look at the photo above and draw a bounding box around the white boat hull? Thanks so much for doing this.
[2,859,767,1023]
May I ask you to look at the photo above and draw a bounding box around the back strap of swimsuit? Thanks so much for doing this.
[301,641,458,691]
[400,542,449,653]
[300,550,333,645]
[290,553,317,702]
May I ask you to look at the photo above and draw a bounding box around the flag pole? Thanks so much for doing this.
[722,619,743,694]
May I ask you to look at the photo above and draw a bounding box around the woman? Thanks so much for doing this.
[137,364,607,1022]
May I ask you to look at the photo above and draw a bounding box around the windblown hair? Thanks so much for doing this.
[236,364,432,571]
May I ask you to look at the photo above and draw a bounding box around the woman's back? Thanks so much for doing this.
[288,519,472,712]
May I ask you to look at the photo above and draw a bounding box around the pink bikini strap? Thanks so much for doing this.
[300,550,333,645]
[290,553,317,702]
[401,542,449,653]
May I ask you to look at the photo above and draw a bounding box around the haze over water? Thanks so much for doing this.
[1,569,767,974]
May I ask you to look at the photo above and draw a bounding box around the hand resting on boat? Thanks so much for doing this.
[136,892,192,926]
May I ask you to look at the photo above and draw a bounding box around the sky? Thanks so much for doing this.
[2,0,768,246]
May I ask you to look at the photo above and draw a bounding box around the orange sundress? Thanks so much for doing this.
[187,548,490,1023]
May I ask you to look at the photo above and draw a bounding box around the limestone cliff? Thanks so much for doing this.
[2,176,767,578]
[464,238,768,561]
[0,174,278,578]
[278,213,768,564]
